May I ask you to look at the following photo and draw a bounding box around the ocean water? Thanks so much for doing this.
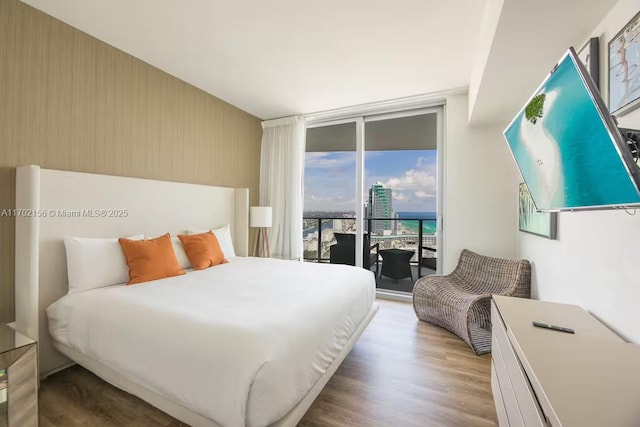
[397,211,437,235]
[504,52,640,210]
[303,212,437,237]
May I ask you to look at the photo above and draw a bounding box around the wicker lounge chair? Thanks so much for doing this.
[412,249,531,355]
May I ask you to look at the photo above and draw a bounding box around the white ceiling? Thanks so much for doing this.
[21,0,486,120]
[19,0,621,124]
[468,0,618,126]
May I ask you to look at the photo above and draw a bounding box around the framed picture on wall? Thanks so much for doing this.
[518,183,557,239]
[577,37,600,89]
[609,11,640,116]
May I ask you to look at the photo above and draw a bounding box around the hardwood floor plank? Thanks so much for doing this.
[39,300,497,426]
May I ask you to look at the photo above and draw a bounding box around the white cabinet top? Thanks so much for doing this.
[493,295,640,427]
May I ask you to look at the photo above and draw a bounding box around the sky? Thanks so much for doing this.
[303,150,437,213]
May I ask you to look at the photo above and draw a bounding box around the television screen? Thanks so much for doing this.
[504,48,640,211]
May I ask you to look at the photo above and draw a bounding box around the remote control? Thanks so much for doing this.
[532,321,575,334]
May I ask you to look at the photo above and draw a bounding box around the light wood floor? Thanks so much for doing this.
[39,300,497,426]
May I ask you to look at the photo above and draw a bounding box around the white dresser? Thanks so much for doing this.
[491,295,640,427]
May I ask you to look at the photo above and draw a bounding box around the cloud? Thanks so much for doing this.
[414,190,434,199]
[304,194,355,211]
[416,156,430,168]
[305,153,331,164]
[383,159,437,194]
[307,194,333,202]
[378,157,437,210]
[384,170,436,191]
[305,152,355,169]
[393,192,408,202]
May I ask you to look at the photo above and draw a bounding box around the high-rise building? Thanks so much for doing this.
[392,211,399,234]
[368,183,393,234]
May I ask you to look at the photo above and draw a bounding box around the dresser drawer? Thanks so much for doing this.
[492,360,510,427]
[492,302,546,427]
[492,333,524,426]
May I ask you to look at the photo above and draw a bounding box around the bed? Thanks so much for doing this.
[13,165,378,426]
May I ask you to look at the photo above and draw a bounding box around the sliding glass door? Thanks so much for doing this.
[364,111,441,293]
[303,108,443,294]
[303,120,360,266]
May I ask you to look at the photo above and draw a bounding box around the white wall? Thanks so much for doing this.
[517,0,640,343]
[443,93,519,273]
[468,0,505,121]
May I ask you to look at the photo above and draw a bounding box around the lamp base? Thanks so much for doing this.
[252,228,270,257]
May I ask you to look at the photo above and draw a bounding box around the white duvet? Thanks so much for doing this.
[47,257,376,427]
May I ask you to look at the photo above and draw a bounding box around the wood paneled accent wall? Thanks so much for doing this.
[0,0,263,321]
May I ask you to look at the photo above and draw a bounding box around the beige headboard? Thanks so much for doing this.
[14,165,249,375]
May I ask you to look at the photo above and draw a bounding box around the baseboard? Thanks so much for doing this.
[41,360,75,380]
[376,290,412,303]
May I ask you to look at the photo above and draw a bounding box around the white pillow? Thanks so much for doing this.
[188,225,236,258]
[172,236,192,270]
[64,234,144,294]
[213,225,236,258]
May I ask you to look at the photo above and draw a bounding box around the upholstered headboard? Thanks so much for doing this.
[14,165,249,375]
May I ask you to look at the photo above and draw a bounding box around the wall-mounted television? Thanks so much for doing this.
[504,47,640,211]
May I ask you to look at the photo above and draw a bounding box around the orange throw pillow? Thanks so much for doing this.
[178,232,227,270]
[118,233,185,285]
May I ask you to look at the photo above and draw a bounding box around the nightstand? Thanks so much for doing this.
[0,325,37,427]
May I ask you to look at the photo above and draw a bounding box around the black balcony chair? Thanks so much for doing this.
[329,233,380,276]
[420,245,437,272]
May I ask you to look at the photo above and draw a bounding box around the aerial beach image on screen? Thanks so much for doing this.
[504,52,640,210]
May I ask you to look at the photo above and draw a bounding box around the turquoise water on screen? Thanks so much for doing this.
[504,53,640,210]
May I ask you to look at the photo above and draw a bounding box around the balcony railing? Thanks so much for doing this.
[302,216,437,278]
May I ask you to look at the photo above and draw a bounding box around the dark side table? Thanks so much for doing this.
[380,248,414,282]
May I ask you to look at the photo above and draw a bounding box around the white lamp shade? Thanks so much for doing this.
[250,206,272,228]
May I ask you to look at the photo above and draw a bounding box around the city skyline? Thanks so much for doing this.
[304,150,437,213]
[368,183,394,233]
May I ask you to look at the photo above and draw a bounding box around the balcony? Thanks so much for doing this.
[302,216,437,293]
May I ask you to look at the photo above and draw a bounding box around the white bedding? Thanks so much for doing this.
[47,257,376,427]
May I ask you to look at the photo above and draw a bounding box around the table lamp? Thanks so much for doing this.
[250,206,272,257]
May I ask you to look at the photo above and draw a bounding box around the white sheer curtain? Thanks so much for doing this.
[259,116,305,259]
